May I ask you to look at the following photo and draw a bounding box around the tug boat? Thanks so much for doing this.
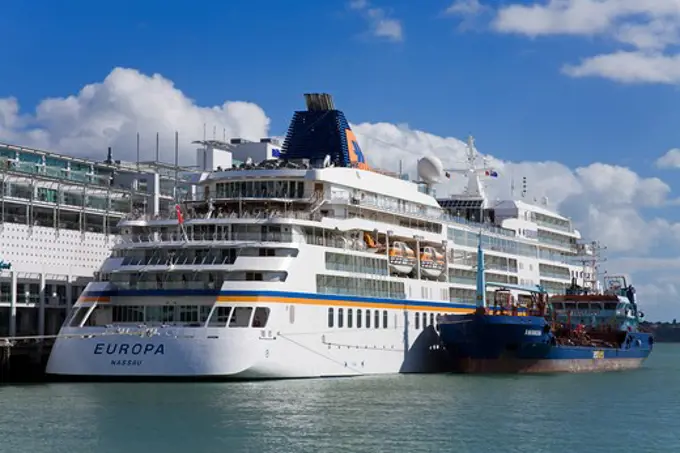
[438,233,654,373]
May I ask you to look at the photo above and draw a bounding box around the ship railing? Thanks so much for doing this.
[536,235,575,250]
[121,207,319,224]
[321,193,517,238]
[533,217,572,233]
[119,192,512,238]
[119,254,237,267]
[117,195,577,257]
[114,231,376,255]
[110,279,223,291]
[539,270,572,280]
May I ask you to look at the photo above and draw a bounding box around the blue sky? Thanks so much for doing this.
[3,0,679,169]
[2,0,680,320]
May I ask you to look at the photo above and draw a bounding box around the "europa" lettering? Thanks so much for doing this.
[94,343,165,355]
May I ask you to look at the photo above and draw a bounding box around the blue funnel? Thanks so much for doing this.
[281,93,367,169]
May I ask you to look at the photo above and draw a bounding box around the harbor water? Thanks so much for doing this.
[1,344,679,453]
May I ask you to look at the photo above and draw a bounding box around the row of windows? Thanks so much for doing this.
[108,272,224,289]
[326,307,437,330]
[325,252,388,276]
[2,182,130,212]
[532,212,571,231]
[105,270,286,288]
[346,187,443,222]
[540,280,569,293]
[328,307,387,329]
[71,304,271,329]
[214,180,305,199]
[116,247,298,267]
[316,275,405,299]
[448,228,539,258]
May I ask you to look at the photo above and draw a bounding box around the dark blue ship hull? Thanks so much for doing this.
[439,314,654,374]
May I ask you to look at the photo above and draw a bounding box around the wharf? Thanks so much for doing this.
[0,336,54,384]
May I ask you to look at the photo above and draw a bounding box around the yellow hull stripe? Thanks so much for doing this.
[215,295,475,313]
[78,296,111,303]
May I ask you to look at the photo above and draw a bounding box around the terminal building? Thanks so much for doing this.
[0,137,281,338]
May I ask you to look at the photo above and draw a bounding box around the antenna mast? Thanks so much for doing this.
[572,240,607,292]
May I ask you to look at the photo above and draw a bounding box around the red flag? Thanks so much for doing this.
[175,204,184,224]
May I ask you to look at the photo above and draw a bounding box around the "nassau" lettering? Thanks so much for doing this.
[110,359,143,366]
[94,343,165,355]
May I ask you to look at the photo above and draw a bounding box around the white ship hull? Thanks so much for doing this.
[46,291,463,380]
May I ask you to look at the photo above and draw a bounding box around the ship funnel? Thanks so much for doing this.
[304,93,335,111]
[282,93,366,168]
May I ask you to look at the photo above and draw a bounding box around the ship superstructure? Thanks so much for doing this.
[45,93,598,380]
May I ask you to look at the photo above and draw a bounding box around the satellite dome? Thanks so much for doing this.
[417,155,444,185]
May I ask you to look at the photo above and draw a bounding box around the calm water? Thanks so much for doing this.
[2,345,679,453]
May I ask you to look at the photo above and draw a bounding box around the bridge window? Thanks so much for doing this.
[328,308,334,328]
[229,307,253,327]
[69,306,92,327]
[200,306,212,323]
[179,306,200,324]
[415,312,420,329]
[111,305,145,323]
[338,308,344,328]
[430,313,434,326]
[374,310,380,329]
[357,309,362,328]
[208,306,232,327]
[366,309,371,328]
[84,305,112,327]
[348,309,353,328]
[252,307,270,328]
[383,310,388,328]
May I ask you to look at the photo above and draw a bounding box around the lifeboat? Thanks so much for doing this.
[388,241,416,274]
[363,232,382,254]
[419,246,445,279]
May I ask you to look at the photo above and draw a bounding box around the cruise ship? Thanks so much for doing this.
[0,139,194,338]
[45,93,600,380]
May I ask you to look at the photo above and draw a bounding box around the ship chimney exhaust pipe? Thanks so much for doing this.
[304,93,335,111]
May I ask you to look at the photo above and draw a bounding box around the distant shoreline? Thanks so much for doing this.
[641,322,680,343]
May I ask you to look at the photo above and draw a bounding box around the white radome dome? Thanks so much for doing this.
[417,155,444,185]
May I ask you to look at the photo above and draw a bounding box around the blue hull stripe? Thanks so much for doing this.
[82,289,482,310]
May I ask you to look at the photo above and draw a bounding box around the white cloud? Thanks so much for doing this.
[452,1,680,84]
[351,121,680,320]
[2,67,680,319]
[445,0,487,17]
[493,0,680,40]
[0,67,270,164]
[351,122,676,253]
[656,148,680,168]
[348,1,404,42]
[562,51,680,84]
[444,0,493,31]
